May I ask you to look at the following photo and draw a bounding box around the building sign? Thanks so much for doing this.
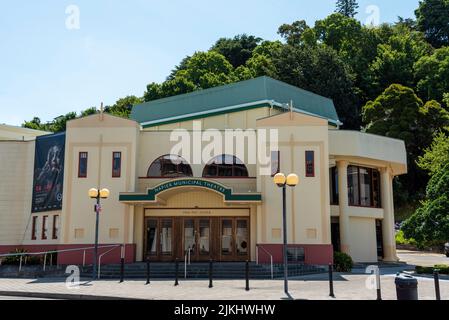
[153,179,227,195]
[119,178,262,203]
[31,132,65,213]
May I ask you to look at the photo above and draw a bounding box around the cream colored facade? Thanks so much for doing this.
[0,86,407,264]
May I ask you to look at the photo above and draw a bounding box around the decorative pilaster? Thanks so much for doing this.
[337,160,350,255]
[381,167,398,262]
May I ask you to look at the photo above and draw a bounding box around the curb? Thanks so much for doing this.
[0,290,139,300]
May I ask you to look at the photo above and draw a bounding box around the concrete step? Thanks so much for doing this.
[80,262,326,280]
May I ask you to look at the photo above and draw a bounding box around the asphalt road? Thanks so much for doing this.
[0,296,52,300]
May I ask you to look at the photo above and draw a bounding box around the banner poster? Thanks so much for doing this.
[31,132,65,213]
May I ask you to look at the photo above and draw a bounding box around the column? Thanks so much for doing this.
[337,160,350,255]
[381,168,398,262]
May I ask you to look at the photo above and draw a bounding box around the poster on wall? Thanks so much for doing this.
[31,132,65,213]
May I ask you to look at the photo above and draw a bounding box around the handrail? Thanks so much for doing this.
[0,244,124,272]
[0,244,122,258]
[184,247,193,279]
[256,245,273,279]
[97,245,122,279]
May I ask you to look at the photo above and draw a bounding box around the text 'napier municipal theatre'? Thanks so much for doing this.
[0,77,407,265]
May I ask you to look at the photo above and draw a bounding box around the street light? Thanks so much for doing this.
[89,187,110,280]
[273,172,299,298]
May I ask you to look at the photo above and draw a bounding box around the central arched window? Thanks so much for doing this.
[147,155,193,178]
[202,155,249,178]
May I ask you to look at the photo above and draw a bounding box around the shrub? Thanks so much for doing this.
[416,265,449,275]
[395,230,417,246]
[333,252,353,272]
[1,248,41,266]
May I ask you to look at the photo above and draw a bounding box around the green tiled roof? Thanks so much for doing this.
[131,76,341,127]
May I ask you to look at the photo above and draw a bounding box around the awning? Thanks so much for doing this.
[119,178,262,204]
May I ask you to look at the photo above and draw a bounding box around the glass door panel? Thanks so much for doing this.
[146,219,158,256]
[184,219,196,254]
[160,219,172,256]
[221,219,233,255]
[199,219,210,256]
[236,219,249,256]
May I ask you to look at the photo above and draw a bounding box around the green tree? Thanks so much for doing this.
[273,44,360,129]
[414,46,449,102]
[211,34,262,68]
[363,84,449,201]
[80,107,98,117]
[402,162,449,245]
[418,132,449,175]
[314,13,363,52]
[235,41,283,79]
[367,25,432,99]
[105,96,143,118]
[335,0,359,18]
[22,117,49,132]
[277,20,313,46]
[143,51,236,102]
[415,0,449,48]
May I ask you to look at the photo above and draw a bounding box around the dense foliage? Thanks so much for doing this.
[22,0,449,228]
[333,252,353,272]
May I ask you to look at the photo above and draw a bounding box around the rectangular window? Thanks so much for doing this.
[52,215,60,240]
[305,151,315,177]
[42,215,48,240]
[348,166,360,206]
[271,151,280,176]
[78,152,88,178]
[347,166,381,208]
[112,152,122,177]
[31,216,38,240]
[329,167,339,205]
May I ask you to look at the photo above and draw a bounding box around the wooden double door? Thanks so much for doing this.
[145,216,249,262]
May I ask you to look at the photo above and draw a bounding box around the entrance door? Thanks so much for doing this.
[183,218,211,261]
[220,217,249,261]
[145,218,174,261]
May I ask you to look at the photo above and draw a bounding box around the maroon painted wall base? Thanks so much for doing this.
[0,244,136,265]
[257,244,333,265]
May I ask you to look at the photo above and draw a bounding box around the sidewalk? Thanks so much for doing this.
[0,271,447,300]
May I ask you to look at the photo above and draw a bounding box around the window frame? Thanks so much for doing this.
[112,151,122,178]
[31,216,38,240]
[305,151,315,177]
[52,215,59,240]
[147,154,193,178]
[347,165,381,208]
[42,215,48,240]
[202,154,249,178]
[78,151,88,178]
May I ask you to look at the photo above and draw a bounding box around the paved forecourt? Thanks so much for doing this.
[0,271,447,300]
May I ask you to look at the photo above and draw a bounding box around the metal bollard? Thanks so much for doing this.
[174,258,179,286]
[119,257,125,283]
[209,259,213,288]
[146,257,150,285]
[245,260,250,291]
[329,263,335,298]
[434,269,441,300]
[376,267,382,301]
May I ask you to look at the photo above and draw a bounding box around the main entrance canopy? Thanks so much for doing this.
[119,178,262,204]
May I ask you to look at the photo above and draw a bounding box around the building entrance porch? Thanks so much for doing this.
[144,216,250,262]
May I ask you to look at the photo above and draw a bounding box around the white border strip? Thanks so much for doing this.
[140,99,343,127]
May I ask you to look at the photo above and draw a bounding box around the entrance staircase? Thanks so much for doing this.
[81,262,326,280]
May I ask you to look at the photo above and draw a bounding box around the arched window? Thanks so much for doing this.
[202,155,249,178]
[147,155,193,178]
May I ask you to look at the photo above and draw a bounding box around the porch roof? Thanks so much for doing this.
[119,178,262,204]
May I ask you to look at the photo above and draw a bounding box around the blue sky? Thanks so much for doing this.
[0,0,420,126]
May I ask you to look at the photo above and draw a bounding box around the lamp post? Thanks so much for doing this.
[88,187,110,280]
[273,172,299,298]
